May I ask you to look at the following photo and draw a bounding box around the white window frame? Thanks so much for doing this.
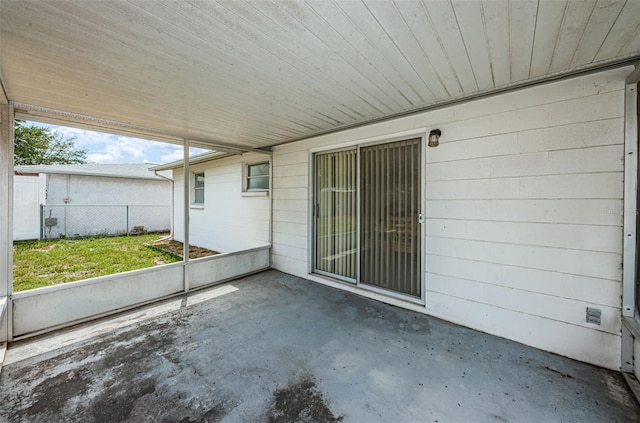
[191,171,205,207]
[243,161,270,193]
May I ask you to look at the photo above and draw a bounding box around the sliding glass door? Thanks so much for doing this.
[313,137,423,299]
[314,149,357,281]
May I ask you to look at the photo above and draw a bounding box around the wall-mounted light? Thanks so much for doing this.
[428,129,441,147]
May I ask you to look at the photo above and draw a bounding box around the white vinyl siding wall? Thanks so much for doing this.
[271,67,630,369]
[173,152,271,253]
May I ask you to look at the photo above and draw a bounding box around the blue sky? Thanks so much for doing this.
[30,121,208,165]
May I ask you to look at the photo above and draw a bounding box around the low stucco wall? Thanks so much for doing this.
[12,263,184,336]
[12,245,271,337]
[189,245,270,289]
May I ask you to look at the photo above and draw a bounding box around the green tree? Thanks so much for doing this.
[14,120,87,165]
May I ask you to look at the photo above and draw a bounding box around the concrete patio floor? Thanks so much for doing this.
[1,269,639,422]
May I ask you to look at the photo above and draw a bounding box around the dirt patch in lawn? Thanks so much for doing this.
[32,244,58,253]
[149,239,220,259]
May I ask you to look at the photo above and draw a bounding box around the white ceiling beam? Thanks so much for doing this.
[12,102,271,154]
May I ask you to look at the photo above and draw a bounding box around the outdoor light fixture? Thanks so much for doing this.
[428,129,441,147]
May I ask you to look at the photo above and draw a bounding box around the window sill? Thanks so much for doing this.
[190,204,205,210]
[241,191,269,197]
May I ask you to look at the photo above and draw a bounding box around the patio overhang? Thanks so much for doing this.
[1,1,639,150]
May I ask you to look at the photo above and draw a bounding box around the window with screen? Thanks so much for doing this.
[245,162,270,191]
[193,172,205,204]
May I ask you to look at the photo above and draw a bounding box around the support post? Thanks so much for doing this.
[623,79,638,319]
[39,204,44,240]
[622,64,640,385]
[183,139,190,292]
[0,97,14,343]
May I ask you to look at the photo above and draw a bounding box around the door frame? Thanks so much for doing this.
[308,130,427,305]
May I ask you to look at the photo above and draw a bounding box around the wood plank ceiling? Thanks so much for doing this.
[1,0,639,150]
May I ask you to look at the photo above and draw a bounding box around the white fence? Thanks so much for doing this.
[13,175,42,240]
[41,204,171,239]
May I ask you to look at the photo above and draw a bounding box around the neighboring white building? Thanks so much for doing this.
[152,152,271,253]
[13,164,172,240]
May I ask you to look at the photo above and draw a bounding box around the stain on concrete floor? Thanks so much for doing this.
[1,270,639,422]
[267,376,342,423]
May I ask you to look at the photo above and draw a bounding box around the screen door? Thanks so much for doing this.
[359,138,422,297]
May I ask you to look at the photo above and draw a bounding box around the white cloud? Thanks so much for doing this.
[29,121,211,165]
[159,149,185,163]
[86,153,114,164]
[51,126,114,149]
[105,138,146,160]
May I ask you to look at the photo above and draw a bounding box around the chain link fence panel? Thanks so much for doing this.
[41,204,171,239]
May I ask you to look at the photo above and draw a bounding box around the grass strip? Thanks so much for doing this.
[13,233,180,292]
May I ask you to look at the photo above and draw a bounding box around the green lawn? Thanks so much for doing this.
[13,234,181,292]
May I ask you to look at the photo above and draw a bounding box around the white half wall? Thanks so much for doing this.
[172,152,271,253]
[12,263,184,336]
[11,245,271,337]
[271,67,631,370]
[189,246,270,289]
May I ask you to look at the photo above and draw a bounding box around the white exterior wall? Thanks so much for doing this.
[43,174,171,238]
[172,152,271,253]
[271,67,630,370]
[45,174,170,205]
